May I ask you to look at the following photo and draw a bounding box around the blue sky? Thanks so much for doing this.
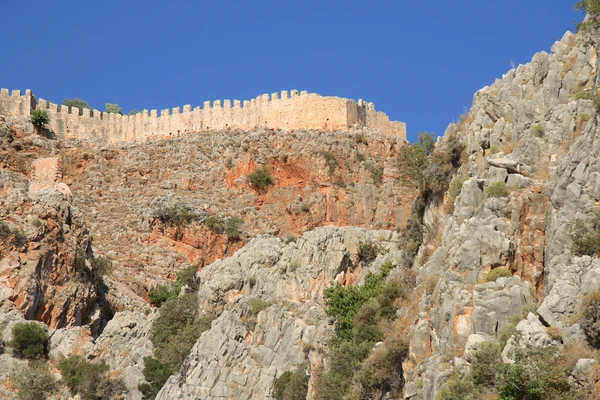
[1,0,580,142]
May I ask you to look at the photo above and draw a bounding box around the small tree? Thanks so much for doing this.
[105,103,123,115]
[59,355,110,399]
[247,167,274,190]
[580,289,600,348]
[10,360,56,400]
[10,322,49,359]
[63,98,91,115]
[576,0,600,31]
[31,109,50,130]
[485,181,509,198]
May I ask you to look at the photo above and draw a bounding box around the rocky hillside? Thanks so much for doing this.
[2,10,600,400]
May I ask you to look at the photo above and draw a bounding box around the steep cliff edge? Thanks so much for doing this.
[402,27,600,398]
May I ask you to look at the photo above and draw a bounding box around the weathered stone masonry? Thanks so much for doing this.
[0,89,406,143]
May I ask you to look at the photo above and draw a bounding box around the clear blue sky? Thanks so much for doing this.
[1,0,580,142]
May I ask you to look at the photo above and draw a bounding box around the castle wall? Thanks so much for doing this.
[0,89,406,143]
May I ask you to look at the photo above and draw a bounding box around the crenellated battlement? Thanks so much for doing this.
[0,88,406,143]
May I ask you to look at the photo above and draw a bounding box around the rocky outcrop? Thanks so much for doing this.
[157,226,400,399]
[60,129,416,299]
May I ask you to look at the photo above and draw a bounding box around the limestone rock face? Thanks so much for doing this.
[402,28,600,399]
[157,226,398,400]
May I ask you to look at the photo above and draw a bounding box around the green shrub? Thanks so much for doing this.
[423,134,465,197]
[434,372,477,400]
[532,123,544,137]
[0,221,11,241]
[570,212,600,256]
[63,98,90,115]
[138,356,173,400]
[155,316,211,371]
[576,0,600,31]
[152,204,199,226]
[90,256,109,288]
[105,103,122,114]
[10,322,49,359]
[97,377,127,399]
[488,144,500,155]
[251,299,269,316]
[247,166,274,189]
[59,355,110,399]
[148,265,199,307]
[366,163,384,185]
[284,233,297,244]
[11,229,28,248]
[546,326,563,341]
[31,108,50,128]
[485,181,509,198]
[204,215,224,233]
[148,285,175,307]
[580,289,600,348]
[484,268,512,282]
[498,315,522,348]
[396,143,427,188]
[357,242,379,263]
[319,151,338,176]
[358,336,408,395]
[324,263,394,342]
[225,216,244,241]
[333,176,346,188]
[578,112,591,122]
[471,341,501,387]
[448,176,467,200]
[10,360,56,400]
[496,346,574,400]
[274,364,309,400]
[150,293,199,348]
[574,90,592,100]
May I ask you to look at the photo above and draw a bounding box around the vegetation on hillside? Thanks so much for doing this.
[316,262,417,399]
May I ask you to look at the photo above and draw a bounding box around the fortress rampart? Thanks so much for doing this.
[0,89,406,143]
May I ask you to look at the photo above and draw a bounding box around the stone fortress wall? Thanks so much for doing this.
[0,89,406,143]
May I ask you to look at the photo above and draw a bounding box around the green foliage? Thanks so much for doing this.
[274,364,309,400]
[319,151,339,176]
[498,315,522,349]
[496,346,575,400]
[59,355,110,400]
[150,293,199,348]
[484,268,513,282]
[10,322,49,359]
[396,142,427,188]
[576,0,600,31]
[90,256,110,287]
[423,134,465,197]
[471,341,502,387]
[225,216,244,241]
[152,204,200,226]
[488,144,500,155]
[155,316,211,371]
[0,221,11,241]
[31,108,50,128]
[324,262,394,342]
[204,215,224,233]
[10,360,56,400]
[105,103,122,115]
[318,261,408,399]
[357,241,379,263]
[139,356,173,400]
[580,289,600,348]
[128,109,141,116]
[448,176,467,200]
[486,181,509,198]
[435,372,477,400]
[247,166,274,189]
[570,212,600,256]
[417,132,436,156]
[574,90,591,101]
[149,265,199,307]
[63,98,90,115]
[12,229,28,248]
[251,298,269,316]
[532,123,544,137]
[358,335,409,395]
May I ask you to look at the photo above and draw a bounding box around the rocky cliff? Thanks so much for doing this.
[2,13,600,400]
